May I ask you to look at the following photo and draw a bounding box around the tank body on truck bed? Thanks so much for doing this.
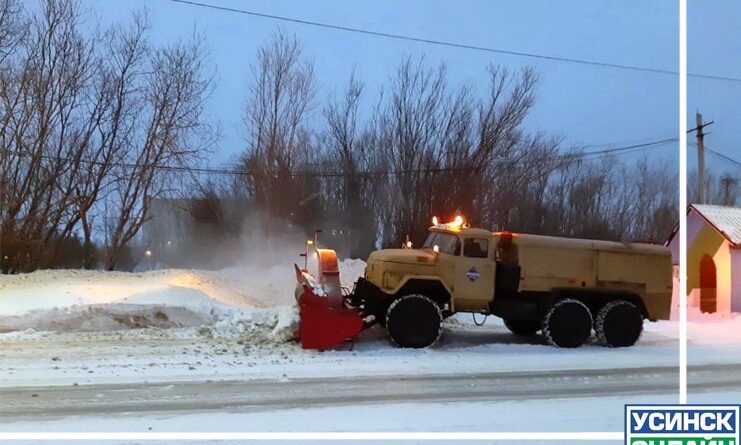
[508,233,671,321]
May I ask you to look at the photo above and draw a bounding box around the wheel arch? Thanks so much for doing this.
[394,277,453,310]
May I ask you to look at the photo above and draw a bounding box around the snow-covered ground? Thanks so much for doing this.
[686,307,741,364]
[0,261,738,435]
[0,260,682,387]
[684,306,741,416]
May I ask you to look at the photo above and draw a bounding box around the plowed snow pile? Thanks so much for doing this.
[0,260,367,343]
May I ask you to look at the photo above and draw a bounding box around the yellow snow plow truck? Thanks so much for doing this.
[295,217,673,350]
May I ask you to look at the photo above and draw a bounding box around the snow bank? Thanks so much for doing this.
[0,260,366,343]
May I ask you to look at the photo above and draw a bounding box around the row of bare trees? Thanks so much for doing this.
[232,33,678,258]
[688,171,739,206]
[0,0,212,272]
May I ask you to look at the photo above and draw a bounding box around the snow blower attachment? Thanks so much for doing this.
[295,247,363,349]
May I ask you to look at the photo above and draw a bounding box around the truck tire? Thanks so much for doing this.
[386,294,443,348]
[542,299,592,348]
[504,318,541,336]
[595,300,643,347]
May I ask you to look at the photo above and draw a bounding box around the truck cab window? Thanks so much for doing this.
[464,238,488,258]
[423,232,460,255]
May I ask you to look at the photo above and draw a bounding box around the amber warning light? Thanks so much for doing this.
[431,215,465,228]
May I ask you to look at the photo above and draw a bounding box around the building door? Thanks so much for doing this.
[699,254,717,313]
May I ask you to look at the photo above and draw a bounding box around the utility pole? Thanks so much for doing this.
[694,112,713,204]
[696,113,706,204]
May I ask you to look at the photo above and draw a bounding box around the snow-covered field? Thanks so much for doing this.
[0,261,739,436]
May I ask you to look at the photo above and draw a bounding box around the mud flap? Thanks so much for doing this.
[298,284,364,350]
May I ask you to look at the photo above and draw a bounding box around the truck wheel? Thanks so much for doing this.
[386,294,443,348]
[595,300,643,347]
[542,299,592,348]
[504,318,541,336]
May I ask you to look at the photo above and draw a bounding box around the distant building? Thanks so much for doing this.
[667,204,741,313]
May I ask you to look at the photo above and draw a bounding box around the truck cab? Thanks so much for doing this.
[362,224,500,311]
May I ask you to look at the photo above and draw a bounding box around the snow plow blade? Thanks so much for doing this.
[297,284,363,350]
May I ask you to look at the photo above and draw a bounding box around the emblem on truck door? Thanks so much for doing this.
[466,267,480,282]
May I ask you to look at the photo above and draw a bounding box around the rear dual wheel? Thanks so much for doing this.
[542,298,644,348]
[594,300,643,347]
[542,299,592,348]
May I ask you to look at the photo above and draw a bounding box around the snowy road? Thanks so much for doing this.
[3,363,739,421]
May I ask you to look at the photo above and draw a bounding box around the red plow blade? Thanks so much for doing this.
[297,284,364,350]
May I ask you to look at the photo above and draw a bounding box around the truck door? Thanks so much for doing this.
[454,237,495,310]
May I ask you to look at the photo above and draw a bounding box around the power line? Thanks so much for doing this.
[160,0,741,83]
[572,138,677,158]
[1,137,675,179]
[689,142,741,168]
[580,135,676,150]
[705,146,741,168]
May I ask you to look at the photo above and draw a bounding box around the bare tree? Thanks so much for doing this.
[69,14,150,268]
[0,1,213,272]
[321,70,380,255]
[104,31,213,270]
[240,32,315,225]
[364,58,542,246]
[0,0,97,272]
[0,0,24,65]
[688,170,739,207]
[718,175,739,206]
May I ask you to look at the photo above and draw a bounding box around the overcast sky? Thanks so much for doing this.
[689,0,741,176]
[77,0,741,175]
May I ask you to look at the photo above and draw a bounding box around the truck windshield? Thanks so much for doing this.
[422,232,460,255]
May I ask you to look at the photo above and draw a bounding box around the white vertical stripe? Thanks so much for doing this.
[678,0,688,405]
